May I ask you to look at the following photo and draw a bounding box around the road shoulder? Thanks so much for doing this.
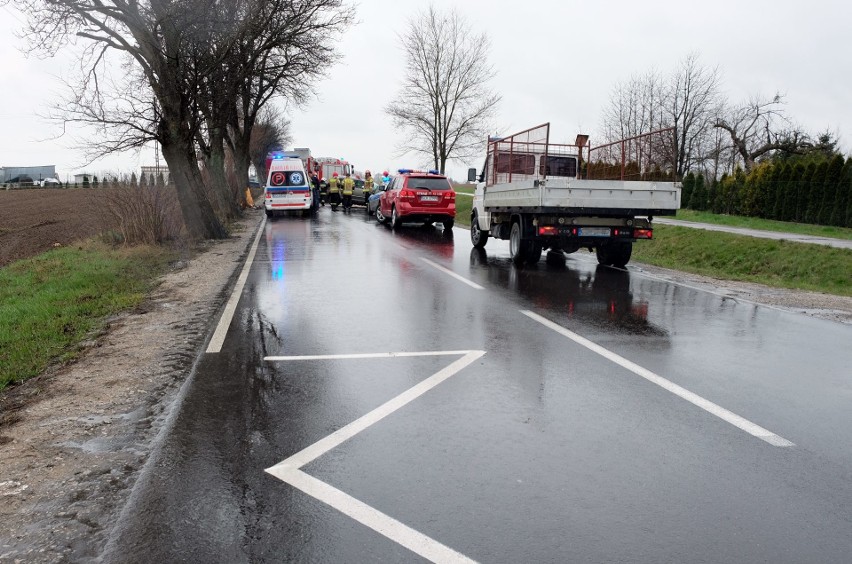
[0,209,264,563]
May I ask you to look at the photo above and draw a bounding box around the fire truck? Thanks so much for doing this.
[311,156,353,189]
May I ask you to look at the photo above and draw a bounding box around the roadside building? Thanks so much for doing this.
[139,165,170,185]
[1,165,57,184]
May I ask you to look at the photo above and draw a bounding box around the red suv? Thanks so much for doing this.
[375,170,456,230]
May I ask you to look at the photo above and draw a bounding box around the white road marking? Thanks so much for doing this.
[265,350,485,562]
[206,217,266,353]
[268,351,484,470]
[521,310,795,447]
[421,258,484,290]
[265,351,477,362]
[274,469,477,564]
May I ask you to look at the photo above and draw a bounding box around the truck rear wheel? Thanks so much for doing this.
[611,242,632,268]
[597,242,632,268]
[527,243,542,264]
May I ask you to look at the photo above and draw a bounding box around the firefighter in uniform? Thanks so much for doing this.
[362,170,374,206]
[328,172,341,210]
[362,170,374,215]
[341,172,355,213]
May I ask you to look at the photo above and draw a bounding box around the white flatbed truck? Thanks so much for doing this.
[468,123,681,267]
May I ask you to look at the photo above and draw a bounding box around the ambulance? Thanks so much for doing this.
[264,153,314,217]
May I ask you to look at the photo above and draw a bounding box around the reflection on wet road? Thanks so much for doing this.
[106,209,852,564]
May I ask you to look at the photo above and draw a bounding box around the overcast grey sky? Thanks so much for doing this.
[1,0,849,182]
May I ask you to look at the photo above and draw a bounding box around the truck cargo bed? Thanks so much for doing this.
[483,178,681,216]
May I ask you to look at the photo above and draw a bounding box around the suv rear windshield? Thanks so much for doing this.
[406,177,452,191]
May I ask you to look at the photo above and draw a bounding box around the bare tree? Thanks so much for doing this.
[385,4,500,173]
[600,70,665,143]
[714,93,809,171]
[600,53,722,178]
[666,53,723,177]
[226,0,353,198]
[15,0,231,239]
[13,0,351,236]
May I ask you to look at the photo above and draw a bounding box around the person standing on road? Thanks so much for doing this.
[328,172,341,210]
[311,173,322,208]
[363,170,374,205]
[341,172,355,213]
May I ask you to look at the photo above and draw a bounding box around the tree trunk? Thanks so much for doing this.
[160,122,227,240]
[228,112,253,207]
[232,149,251,206]
[204,133,239,221]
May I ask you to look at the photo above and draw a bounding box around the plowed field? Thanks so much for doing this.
[0,188,111,267]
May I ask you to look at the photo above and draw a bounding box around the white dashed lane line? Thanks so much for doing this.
[420,257,484,290]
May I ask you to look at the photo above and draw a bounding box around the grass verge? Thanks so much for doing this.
[632,225,852,296]
[0,243,176,390]
[675,209,852,241]
[455,192,472,226]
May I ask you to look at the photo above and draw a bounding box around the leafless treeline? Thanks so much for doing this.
[11,0,353,239]
[599,53,818,181]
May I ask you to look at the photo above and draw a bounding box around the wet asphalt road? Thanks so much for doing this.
[105,206,852,563]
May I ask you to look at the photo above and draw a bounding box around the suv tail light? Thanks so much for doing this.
[445,191,456,201]
[399,189,416,202]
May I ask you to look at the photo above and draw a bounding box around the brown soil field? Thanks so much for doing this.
[0,187,114,267]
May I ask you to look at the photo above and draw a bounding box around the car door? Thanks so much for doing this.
[380,176,398,215]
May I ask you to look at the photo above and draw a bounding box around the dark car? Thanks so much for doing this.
[366,183,385,216]
[376,170,455,230]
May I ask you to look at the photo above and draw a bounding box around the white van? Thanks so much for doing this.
[264,156,314,217]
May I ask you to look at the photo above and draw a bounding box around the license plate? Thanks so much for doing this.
[578,227,610,237]
[420,195,439,202]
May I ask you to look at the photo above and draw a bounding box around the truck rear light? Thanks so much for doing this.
[538,226,558,236]
[633,228,653,239]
